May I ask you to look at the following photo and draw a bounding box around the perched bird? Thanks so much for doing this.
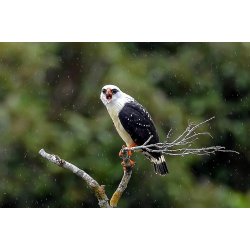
[100,84,168,176]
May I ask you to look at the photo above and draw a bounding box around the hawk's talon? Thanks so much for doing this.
[127,150,133,157]
[119,145,126,157]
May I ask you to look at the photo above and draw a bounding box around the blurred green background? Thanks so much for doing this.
[0,42,249,208]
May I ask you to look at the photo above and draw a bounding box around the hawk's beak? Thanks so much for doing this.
[106,88,112,101]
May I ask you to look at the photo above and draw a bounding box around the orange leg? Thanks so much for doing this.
[119,143,137,157]
[126,143,137,157]
[119,143,137,170]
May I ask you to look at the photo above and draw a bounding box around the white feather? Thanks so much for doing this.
[100,85,134,146]
[152,155,165,164]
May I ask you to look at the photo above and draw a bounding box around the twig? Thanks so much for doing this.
[121,117,240,156]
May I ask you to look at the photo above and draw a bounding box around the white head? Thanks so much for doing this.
[100,84,134,108]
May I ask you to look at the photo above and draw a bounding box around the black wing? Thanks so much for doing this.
[118,101,159,146]
[119,101,168,175]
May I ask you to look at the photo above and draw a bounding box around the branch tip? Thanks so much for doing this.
[120,117,239,157]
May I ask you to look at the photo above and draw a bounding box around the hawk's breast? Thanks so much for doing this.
[107,105,134,146]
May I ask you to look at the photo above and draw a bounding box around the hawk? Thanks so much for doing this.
[100,84,168,176]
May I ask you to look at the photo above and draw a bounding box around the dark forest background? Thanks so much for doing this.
[0,42,249,207]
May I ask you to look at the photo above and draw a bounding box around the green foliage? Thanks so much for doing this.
[0,42,249,207]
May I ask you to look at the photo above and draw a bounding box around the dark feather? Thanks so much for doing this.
[118,101,169,174]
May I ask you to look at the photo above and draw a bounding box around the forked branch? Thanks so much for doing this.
[39,149,132,208]
[121,117,239,156]
[39,117,239,208]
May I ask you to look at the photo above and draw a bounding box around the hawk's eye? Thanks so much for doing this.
[102,89,106,94]
[112,89,118,94]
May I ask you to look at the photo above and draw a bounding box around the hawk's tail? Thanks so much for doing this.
[152,155,169,176]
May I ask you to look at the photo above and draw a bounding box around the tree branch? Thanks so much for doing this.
[121,117,239,156]
[110,170,132,207]
[39,149,132,208]
[110,150,133,207]
[39,117,239,208]
[39,149,111,208]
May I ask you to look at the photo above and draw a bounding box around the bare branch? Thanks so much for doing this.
[39,149,133,208]
[110,169,132,207]
[142,135,153,146]
[166,128,173,139]
[39,117,239,208]
[121,117,240,156]
[39,149,110,208]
